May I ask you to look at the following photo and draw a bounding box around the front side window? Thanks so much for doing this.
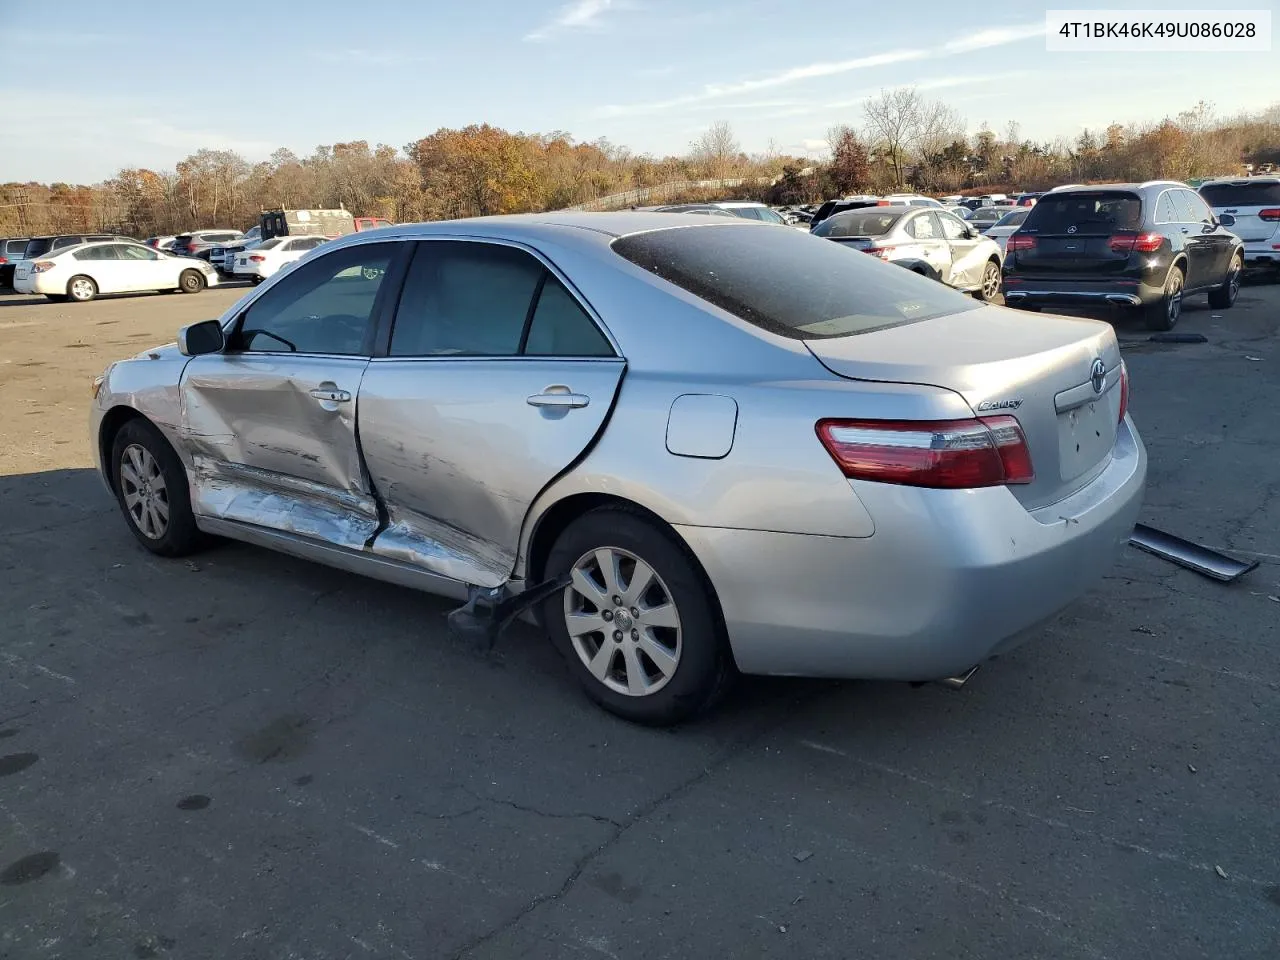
[938,214,969,240]
[1181,190,1215,224]
[234,242,397,355]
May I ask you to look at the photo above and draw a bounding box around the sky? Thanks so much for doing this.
[2,0,1278,183]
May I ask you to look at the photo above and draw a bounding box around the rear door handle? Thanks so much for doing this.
[527,390,590,409]
[309,387,351,403]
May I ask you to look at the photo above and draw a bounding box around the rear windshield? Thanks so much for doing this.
[993,209,1030,228]
[813,211,902,238]
[23,238,53,259]
[612,224,978,340]
[1199,181,1280,206]
[204,232,240,242]
[1023,191,1142,232]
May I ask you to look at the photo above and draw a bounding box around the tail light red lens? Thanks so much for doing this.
[816,416,1034,489]
[1258,208,1280,222]
[0,256,7,264]
[249,254,266,262]
[862,246,892,259]
[1109,232,1163,253]
[31,260,56,273]
[1006,233,1036,253]
[1118,361,1130,424]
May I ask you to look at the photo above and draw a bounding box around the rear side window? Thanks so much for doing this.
[1022,192,1142,232]
[390,241,543,357]
[1154,192,1178,223]
[1200,181,1280,206]
[523,277,614,357]
[905,214,939,239]
[814,212,900,237]
[612,224,978,340]
[4,239,28,255]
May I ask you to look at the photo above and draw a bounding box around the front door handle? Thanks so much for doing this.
[527,388,589,409]
[310,387,351,403]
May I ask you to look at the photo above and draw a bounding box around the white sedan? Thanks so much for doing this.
[14,241,219,302]
[230,235,329,282]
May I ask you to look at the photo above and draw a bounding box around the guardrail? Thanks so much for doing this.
[561,177,772,212]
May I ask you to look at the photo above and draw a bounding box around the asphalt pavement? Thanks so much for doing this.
[1,278,1277,959]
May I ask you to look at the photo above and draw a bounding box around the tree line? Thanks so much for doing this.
[2,95,1277,238]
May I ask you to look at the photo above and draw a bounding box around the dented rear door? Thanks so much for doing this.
[178,241,405,549]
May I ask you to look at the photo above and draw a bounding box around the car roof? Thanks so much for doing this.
[353,211,775,240]
[1199,176,1280,186]
[826,205,917,218]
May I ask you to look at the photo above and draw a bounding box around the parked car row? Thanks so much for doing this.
[12,239,219,301]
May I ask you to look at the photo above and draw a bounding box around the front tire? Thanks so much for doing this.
[1207,253,1242,309]
[1144,266,1183,331]
[110,418,204,557]
[67,275,97,302]
[977,259,1002,302]
[542,508,732,725]
[178,269,206,294]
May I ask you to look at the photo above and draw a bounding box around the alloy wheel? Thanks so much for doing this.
[981,262,1001,300]
[119,443,169,540]
[70,278,95,301]
[1167,276,1182,325]
[564,546,682,697]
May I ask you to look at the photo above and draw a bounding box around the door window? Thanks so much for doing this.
[233,242,397,356]
[906,213,939,239]
[938,213,969,240]
[1154,192,1178,224]
[1181,190,1215,224]
[524,277,615,357]
[52,236,83,249]
[1170,191,1202,224]
[389,241,543,357]
[73,245,114,261]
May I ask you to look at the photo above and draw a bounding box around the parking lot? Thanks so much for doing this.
[1,279,1277,958]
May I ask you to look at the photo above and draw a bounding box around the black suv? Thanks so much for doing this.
[23,233,134,263]
[1002,181,1245,330]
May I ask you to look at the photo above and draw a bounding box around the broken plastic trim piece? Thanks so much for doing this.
[447,575,572,651]
[939,665,980,690]
[1128,523,1259,582]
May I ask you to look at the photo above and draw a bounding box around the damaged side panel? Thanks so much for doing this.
[180,354,381,550]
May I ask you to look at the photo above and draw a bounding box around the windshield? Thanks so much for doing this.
[1199,181,1280,206]
[993,209,1030,228]
[1023,191,1142,232]
[612,224,979,340]
[813,211,902,238]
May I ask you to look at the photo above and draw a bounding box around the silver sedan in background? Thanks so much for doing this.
[812,205,1006,301]
[90,214,1146,724]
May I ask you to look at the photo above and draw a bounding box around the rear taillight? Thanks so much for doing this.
[816,416,1034,489]
[862,246,892,260]
[1006,233,1035,253]
[31,260,56,273]
[1258,208,1280,222]
[1109,232,1163,253]
[1118,361,1129,424]
[0,256,7,264]
[249,254,266,262]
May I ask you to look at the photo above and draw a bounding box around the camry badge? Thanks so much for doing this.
[976,398,1024,411]
[1090,358,1106,394]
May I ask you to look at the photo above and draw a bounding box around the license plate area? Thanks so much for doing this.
[1057,397,1117,481]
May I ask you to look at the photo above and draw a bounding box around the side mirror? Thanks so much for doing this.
[1217,213,1235,227]
[178,318,226,356]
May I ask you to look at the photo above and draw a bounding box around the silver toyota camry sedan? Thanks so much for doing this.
[90,213,1146,724]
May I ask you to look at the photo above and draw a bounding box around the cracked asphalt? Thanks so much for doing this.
[1,278,1278,959]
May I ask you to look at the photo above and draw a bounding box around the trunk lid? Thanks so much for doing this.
[805,304,1124,510]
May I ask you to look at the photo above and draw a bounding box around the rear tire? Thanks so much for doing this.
[1144,266,1183,331]
[110,418,205,557]
[542,507,732,725]
[67,275,97,302]
[1207,253,1242,309]
[178,269,206,294]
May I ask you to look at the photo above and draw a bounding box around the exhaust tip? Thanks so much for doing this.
[939,665,980,690]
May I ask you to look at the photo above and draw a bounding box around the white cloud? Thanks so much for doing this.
[591,23,1043,118]
[129,119,275,157]
[525,0,622,42]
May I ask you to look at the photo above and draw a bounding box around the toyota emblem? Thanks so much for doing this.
[1090,358,1106,394]
[1067,225,1078,234]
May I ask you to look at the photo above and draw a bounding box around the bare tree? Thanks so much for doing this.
[689,121,740,179]
[864,88,965,188]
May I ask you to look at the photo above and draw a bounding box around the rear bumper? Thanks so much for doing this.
[678,417,1146,681]
[1239,241,1280,266]
[1002,277,1164,307]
